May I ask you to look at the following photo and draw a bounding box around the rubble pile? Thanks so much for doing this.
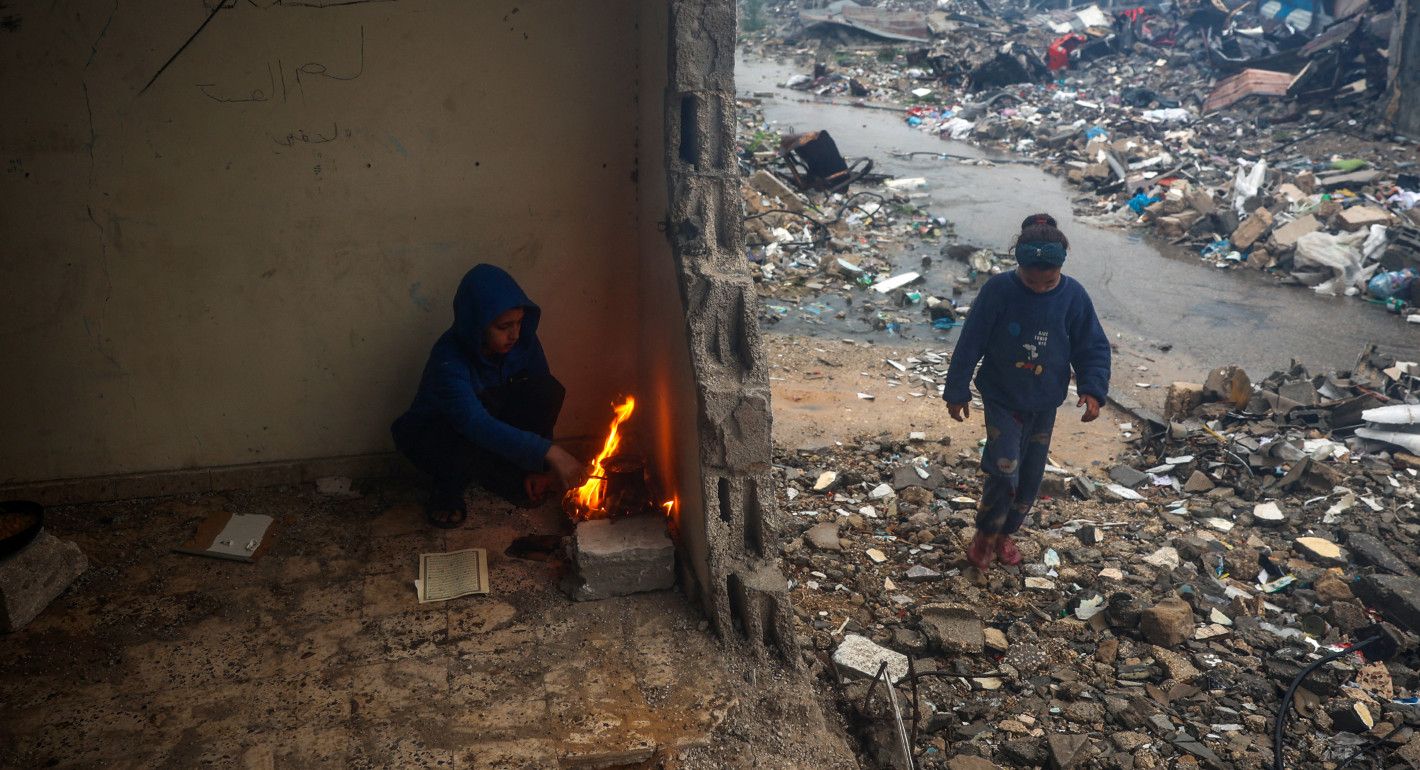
[776,347,1420,769]
[743,0,1420,317]
[738,98,1022,340]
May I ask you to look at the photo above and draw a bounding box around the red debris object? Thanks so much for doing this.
[1047,34,1088,72]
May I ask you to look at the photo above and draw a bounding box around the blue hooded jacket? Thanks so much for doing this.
[394,264,552,471]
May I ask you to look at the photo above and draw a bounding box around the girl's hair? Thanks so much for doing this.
[1015,213,1070,251]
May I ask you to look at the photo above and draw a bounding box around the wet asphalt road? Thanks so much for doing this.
[739,54,1420,379]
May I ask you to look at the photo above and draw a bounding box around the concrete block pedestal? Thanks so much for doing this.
[564,515,674,602]
[0,530,88,632]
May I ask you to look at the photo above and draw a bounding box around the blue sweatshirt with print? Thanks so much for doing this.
[393,264,553,472]
[943,271,1111,412]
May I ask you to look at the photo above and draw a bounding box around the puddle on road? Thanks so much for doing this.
[739,53,1420,380]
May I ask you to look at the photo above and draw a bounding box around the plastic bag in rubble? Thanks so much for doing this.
[1388,189,1420,210]
[1294,229,1369,295]
[1232,158,1267,216]
[938,117,975,140]
[1363,224,1388,262]
[1367,267,1419,300]
[1141,108,1194,125]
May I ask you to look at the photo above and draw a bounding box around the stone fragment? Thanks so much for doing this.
[1295,536,1346,566]
[1270,214,1320,250]
[1231,207,1274,249]
[747,169,806,211]
[568,515,675,601]
[813,471,838,491]
[1139,598,1194,647]
[805,523,841,551]
[1253,501,1285,524]
[1183,470,1214,493]
[1354,574,1420,633]
[905,564,942,582]
[919,603,985,654]
[1025,576,1057,590]
[1203,365,1251,408]
[865,548,888,564]
[834,635,909,683]
[1345,532,1417,576]
[1150,644,1199,682]
[868,483,895,500]
[0,531,88,632]
[1095,637,1119,664]
[984,627,1009,651]
[1048,733,1093,770]
[1338,205,1392,231]
[1143,546,1180,571]
[1109,465,1150,488]
[1328,600,1372,633]
[893,463,945,491]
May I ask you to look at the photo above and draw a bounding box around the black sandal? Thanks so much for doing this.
[425,505,467,529]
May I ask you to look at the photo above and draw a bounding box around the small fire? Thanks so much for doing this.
[565,396,676,522]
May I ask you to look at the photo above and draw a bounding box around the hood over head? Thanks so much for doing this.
[451,264,541,356]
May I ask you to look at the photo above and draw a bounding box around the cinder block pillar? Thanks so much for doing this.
[662,0,798,664]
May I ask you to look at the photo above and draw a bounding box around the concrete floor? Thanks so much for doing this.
[0,481,856,769]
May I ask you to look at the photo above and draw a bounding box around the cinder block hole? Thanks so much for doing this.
[717,476,733,524]
[761,600,782,653]
[743,478,763,557]
[726,572,749,640]
[678,93,700,166]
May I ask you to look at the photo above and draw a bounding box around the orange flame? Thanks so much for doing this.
[568,396,638,518]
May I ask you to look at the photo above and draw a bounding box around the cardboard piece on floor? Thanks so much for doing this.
[173,512,277,563]
[416,548,490,603]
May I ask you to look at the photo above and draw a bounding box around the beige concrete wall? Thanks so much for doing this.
[634,0,710,591]
[0,0,647,485]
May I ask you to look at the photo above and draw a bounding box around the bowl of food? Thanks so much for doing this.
[0,501,44,559]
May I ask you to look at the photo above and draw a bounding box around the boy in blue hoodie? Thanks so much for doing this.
[392,264,584,528]
[943,214,1111,570]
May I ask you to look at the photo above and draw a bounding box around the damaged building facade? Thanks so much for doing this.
[0,0,794,658]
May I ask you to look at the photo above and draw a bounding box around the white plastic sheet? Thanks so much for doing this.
[1232,158,1267,216]
[1294,229,1369,295]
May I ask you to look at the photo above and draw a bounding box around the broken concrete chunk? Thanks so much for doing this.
[1139,597,1194,647]
[1143,546,1181,570]
[813,471,838,492]
[1345,532,1417,576]
[919,603,985,654]
[832,633,909,683]
[1354,574,1420,634]
[1253,501,1285,524]
[567,516,675,602]
[1231,207,1274,249]
[1338,205,1393,231]
[983,627,1009,651]
[1294,536,1346,566]
[1203,365,1252,408]
[1109,465,1150,488]
[1183,470,1215,493]
[1269,214,1321,250]
[804,522,841,552]
[0,531,88,632]
[865,548,888,564]
[905,564,942,582]
[1164,382,1204,421]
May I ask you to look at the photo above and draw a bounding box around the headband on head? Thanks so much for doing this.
[1017,240,1067,267]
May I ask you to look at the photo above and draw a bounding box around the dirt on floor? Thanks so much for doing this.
[0,481,857,769]
[764,332,1130,474]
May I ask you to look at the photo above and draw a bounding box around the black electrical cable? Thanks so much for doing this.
[1272,635,1380,770]
[1335,722,1405,770]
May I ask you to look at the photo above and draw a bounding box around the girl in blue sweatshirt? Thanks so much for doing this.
[943,214,1111,570]
[392,264,585,528]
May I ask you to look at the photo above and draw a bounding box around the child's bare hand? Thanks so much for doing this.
[1077,395,1101,422]
[947,402,970,422]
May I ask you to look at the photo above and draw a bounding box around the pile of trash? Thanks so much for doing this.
[742,0,1420,317]
[774,345,1420,769]
[738,97,1020,340]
